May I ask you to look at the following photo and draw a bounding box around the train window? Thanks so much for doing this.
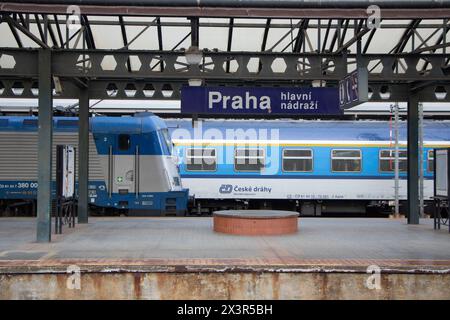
[118,134,131,151]
[331,149,361,172]
[186,148,217,171]
[234,148,265,172]
[282,149,313,172]
[379,150,407,172]
[428,150,434,173]
[160,129,173,154]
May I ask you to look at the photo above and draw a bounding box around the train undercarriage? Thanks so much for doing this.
[0,198,436,217]
[186,198,434,217]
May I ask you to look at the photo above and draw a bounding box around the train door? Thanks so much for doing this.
[108,134,138,196]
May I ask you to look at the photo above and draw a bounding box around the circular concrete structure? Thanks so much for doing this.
[213,210,299,236]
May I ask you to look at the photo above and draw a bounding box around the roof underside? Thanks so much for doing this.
[0,1,449,103]
[1,16,449,71]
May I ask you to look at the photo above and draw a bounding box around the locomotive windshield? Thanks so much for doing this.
[160,128,173,154]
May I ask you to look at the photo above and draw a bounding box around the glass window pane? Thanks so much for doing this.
[428,160,434,172]
[283,159,312,172]
[332,159,361,172]
[118,134,130,151]
[283,149,312,158]
[186,148,217,171]
[235,148,265,171]
[428,150,434,172]
[379,149,408,172]
[332,150,360,158]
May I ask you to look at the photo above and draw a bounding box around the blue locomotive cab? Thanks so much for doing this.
[90,113,188,216]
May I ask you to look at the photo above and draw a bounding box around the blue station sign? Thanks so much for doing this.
[181,86,342,115]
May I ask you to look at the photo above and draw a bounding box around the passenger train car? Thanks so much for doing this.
[0,114,188,216]
[167,119,450,216]
[2,115,450,217]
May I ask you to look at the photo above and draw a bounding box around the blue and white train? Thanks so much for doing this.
[2,115,450,216]
[167,118,450,215]
[0,113,188,216]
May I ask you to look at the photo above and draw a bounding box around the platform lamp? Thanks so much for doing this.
[311,80,326,87]
[185,46,204,86]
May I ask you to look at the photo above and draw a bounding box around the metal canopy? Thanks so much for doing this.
[0,1,449,102]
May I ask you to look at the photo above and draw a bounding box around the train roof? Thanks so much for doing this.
[0,113,167,134]
[165,119,450,142]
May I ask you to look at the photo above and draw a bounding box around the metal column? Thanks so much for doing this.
[36,49,53,242]
[393,103,400,217]
[407,95,420,224]
[418,102,425,217]
[78,88,89,223]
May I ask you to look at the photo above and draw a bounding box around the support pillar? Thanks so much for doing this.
[407,94,420,224]
[190,17,199,47]
[78,88,89,224]
[36,49,53,242]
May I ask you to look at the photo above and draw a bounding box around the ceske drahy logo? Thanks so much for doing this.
[219,184,233,194]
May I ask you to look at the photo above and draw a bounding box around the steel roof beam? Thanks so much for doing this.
[258,18,270,72]
[156,17,164,71]
[4,3,450,19]
[43,14,59,48]
[6,17,23,48]
[80,15,96,49]
[335,20,371,54]
[5,1,450,9]
[53,14,64,47]
[33,14,46,45]
[321,20,332,53]
[226,18,234,73]
[10,17,450,30]
[18,13,28,29]
[1,14,50,48]
[394,19,422,53]
[328,19,343,53]
[293,20,309,53]
[338,19,350,50]
[1,77,448,102]
[190,17,199,47]
[118,16,131,72]
[2,49,450,83]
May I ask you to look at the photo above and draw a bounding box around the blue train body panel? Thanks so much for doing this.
[167,119,450,180]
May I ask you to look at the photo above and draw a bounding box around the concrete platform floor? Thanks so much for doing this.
[0,217,449,267]
[2,217,450,300]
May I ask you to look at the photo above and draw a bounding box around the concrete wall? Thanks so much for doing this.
[1,272,450,299]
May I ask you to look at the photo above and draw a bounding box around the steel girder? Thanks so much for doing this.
[0,48,449,101]
[0,78,449,103]
[2,3,450,19]
[1,49,450,80]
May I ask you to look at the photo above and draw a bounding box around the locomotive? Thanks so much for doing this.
[0,113,188,216]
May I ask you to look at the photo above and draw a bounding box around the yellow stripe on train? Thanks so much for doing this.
[172,141,450,148]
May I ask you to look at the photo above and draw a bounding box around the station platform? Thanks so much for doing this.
[0,217,450,299]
